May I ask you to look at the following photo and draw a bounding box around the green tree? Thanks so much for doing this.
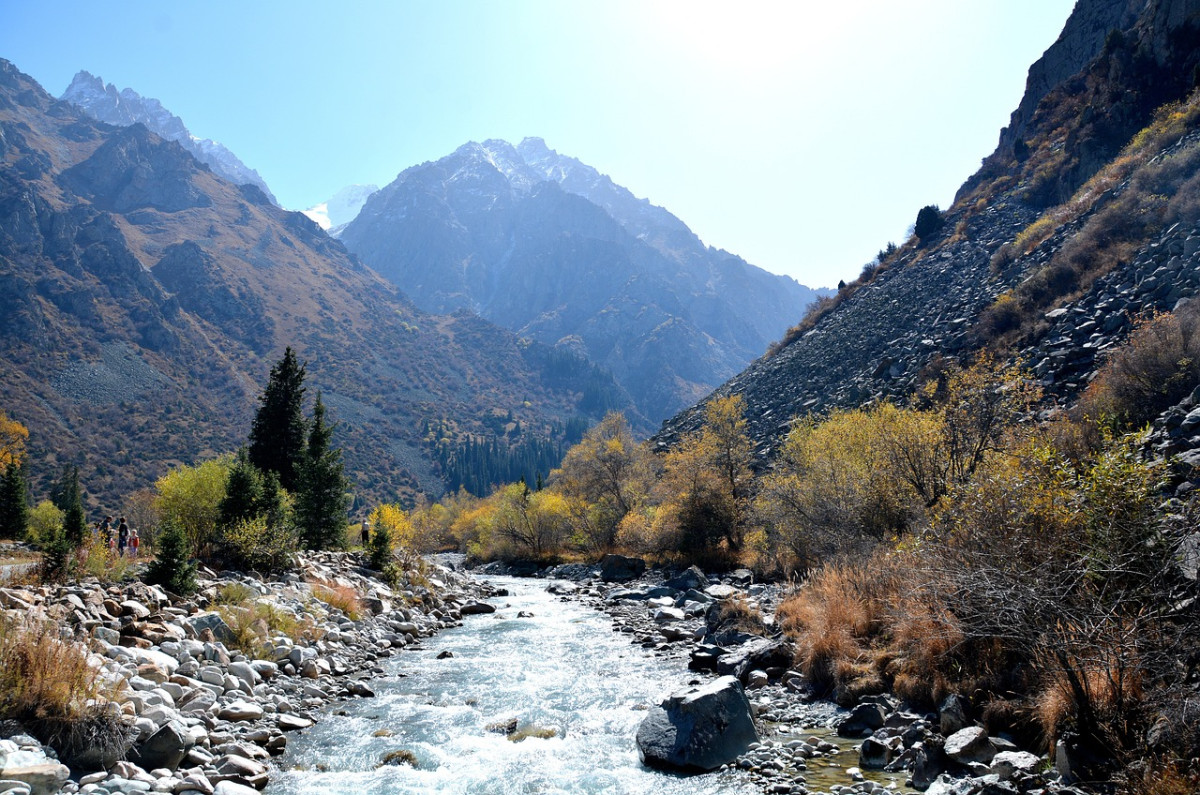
[0,463,28,540]
[248,347,308,492]
[914,204,944,241]
[155,456,232,557]
[145,519,197,595]
[51,465,87,548]
[294,393,350,549]
[39,528,73,583]
[218,448,265,529]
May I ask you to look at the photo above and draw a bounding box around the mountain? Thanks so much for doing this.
[656,0,1200,460]
[0,59,631,509]
[302,184,377,236]
[60,70,278,205]
[338,138,829,424]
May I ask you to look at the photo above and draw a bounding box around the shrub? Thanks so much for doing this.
[914,205,945,241]
[1080,304,1200,429]
[220,515,297,574]
[26,500,63,546]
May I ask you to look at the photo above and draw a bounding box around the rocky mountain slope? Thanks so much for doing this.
[338,138,828,425]
[0,59,629,508]
[60,70,278,205]
[656,0,1200,460]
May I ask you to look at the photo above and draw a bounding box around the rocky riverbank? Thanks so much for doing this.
[474,555,1099,795]
[0,552,498,795]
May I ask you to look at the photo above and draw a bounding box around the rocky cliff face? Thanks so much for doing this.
[657,0,1200,462]
[0,59,627,507]
[339,138,827,424]
[60,70,278,205]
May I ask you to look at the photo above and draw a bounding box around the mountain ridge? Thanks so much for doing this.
[340,137,828,424]
[60,70,278,205]
[0,59,627,509]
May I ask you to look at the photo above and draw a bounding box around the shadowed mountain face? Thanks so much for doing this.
[0,60,630,507]
[656,0,1200,462]
[339,138,828,424]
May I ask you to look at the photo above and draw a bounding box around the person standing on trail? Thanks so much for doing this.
[361,518,371,547]
[130,528,140,558]
[117,517,129,557]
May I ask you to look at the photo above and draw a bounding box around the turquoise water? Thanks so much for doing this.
[266,577,761,795]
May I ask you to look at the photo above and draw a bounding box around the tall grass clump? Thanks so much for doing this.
[0,615,132,766]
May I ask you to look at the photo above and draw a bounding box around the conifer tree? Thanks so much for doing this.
[295,392,350,549]
[146,519,197,595]
[0,463,28,540]
[52,464,87,548]
[248,347,307,492]
[219,448,264,529]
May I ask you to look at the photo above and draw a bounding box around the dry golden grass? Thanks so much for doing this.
[0,615,113,721]
[776,549,966,707]
[312,582,365,621]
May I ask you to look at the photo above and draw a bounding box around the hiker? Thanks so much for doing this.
[361,518,371,547]
[117,518,129,557]
[130,528,140,558]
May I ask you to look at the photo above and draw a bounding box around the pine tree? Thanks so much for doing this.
[248,347,308,492]
[0,463,28,540]
[219,448,264,529]
[146,520,197,595]
[52,464,87,548]
[40,528,73,583]
[295,392,350,549]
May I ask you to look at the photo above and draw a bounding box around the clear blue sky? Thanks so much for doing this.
[1,0,1076,288]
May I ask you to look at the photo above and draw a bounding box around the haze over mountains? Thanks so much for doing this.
[339,137,827,422]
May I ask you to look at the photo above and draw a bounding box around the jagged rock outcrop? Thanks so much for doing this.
[61,70,277,204]
[340,138,828,424]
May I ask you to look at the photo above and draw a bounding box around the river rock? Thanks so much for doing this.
[991,750,1042,779]
[459,601,495,615]
[664,566,707,591]
[186,613,235,645]
[0,747,70,795]
[217,701,264,722]
[129,722,190,771]
[944,726,996,765]
[635,675,758,772]
[838,702,888,737]
[599,554,646,583]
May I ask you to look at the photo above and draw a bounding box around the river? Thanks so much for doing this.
[266,576,764,795]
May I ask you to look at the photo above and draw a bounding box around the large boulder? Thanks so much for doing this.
[944,726,996,766]
[636,675,758,772]
[185,612,235,645]
[459,601,496,616]
[599,554,646,583]
[129,722,190,771]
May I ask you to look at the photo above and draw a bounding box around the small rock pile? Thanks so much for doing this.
[0,551,493,795]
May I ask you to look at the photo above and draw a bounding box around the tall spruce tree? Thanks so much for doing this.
[0,463,28,539]
[248,347,307,492]
[52,464,87,548]
[295,392,350,549]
